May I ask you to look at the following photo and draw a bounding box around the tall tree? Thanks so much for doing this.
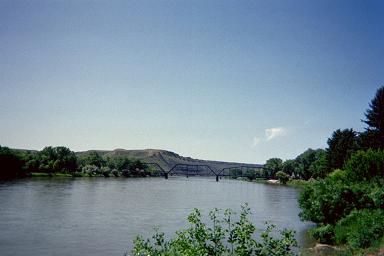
[326,129,358,171]
[263,158,283,178]
[282,159,297,176]
[294,148,327,180]
[0,146,26,179]
[361,86,384,149]
[80,151,105,168]
[38,146,77,173]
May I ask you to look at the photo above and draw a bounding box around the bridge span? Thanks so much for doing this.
[144,163,265,182]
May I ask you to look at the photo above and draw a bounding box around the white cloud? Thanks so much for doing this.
[265,127,287,141]
[251,127,287,147]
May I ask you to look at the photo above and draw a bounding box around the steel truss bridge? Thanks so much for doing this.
[144,163,264,182]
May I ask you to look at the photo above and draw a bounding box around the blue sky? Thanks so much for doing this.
[1,0,383,163]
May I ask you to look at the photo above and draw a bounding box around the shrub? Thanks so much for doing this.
[299,179,353,224]
[130,204,298,256]
[370,184,384,208]
[334,209,384,249]
[309,224,335,244]
[276,171,289,184]
[327,169,348,182]
[298,179,375,225]
[344,149,384,181]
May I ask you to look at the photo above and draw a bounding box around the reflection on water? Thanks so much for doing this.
[0,177,315,256]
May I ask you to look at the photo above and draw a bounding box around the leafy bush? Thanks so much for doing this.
[276,171,289,184]
[130,204,298,256]
[334,209,384,249]
[344,149,384,181]
[298,178,375,225]
[370,184,384,208]
[309,224,334,244]
[327,169,348,182]
[299,179,352,224]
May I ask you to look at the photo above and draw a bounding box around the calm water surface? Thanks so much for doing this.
[0,177,315,255]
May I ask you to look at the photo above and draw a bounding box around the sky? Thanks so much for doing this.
[0,0,383,163]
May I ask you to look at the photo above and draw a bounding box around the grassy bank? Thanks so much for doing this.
[30,172,87,177]
[286,179,310,187]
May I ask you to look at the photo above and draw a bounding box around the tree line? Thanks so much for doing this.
[268,86,383,252]
[263,86,383,183]
[0,146,155,179]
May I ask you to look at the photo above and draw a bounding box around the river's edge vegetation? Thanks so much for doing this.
[129,204,298,256]
[0,146,159,180]
[261,86,384,254]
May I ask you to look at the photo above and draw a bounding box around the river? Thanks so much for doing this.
[0,177,315,255]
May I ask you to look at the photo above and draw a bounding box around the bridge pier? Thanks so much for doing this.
[216,175,219,182]
[164,173,168,179]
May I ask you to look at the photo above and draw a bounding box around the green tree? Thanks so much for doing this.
[282,159,297,176]
[293,148,327,180]
[326,129,359,171]
[0,146,26,179]
[344,149,384,182]
[263,158,283,178]
[276,171,289,184]
[106,156,132,171]
[308,149,328,178]
[38,146,77,173]
[361,86,384,149]
[79,151,105,168]
[363,86,384,135]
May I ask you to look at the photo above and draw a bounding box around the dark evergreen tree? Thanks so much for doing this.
[326,129,358,171]
[361,86,384,149]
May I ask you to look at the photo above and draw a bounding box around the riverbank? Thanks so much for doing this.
[247,177,310,188]
[30,172,87,177]
[301,236,384,256]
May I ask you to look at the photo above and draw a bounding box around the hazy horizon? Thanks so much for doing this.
[1,0,383,163]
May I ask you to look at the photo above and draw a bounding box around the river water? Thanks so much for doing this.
[0,177,315,255]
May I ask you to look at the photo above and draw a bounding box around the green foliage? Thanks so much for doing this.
[282,159,296,176]
[334,209,384,249]
[296,149,327,179]
[309,224,335,244]
[326,129,359,171]
[131,205,298,256]
[308,150,328,179]
[299,149,384,249]
[297,89,384,251]
[363,86,384,138]
[263,158,283,178]
[298,178,376,225]
[344,149,384,182]
[276,171,289,184]
[79,151,105,168]
[244,169,258,180]
[35,146,78,173]
[0,146,26,179]
[281,149,328,180]
[227,168,259,180]
[229,168,243,179]
[370,184,384,208]
[327,169,348,182]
